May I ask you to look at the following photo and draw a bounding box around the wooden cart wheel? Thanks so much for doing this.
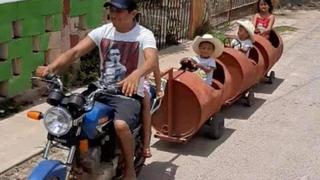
[207,113,225,140]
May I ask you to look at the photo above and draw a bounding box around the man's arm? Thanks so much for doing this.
[118,48,158,96]
[137,48,158,77]
[153,58,163,96]
[36,36,96,77]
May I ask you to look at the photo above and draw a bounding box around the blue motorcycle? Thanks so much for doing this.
[27,74,164,180]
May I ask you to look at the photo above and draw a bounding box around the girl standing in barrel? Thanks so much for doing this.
[253,0,275,39]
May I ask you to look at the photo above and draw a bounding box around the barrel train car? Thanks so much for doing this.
[152,30,283,143]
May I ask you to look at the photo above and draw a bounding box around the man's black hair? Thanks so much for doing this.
[127,0,138,12]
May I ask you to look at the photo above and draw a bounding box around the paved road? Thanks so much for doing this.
[139,10,320,180]
[0,9,319,180]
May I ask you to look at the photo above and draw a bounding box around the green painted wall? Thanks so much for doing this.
[0,0,105,98]
[70,0,105,28]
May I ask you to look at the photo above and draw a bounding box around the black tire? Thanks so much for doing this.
[207,113,225,140]
[48,177,60,180]
[113,138,146,179]
[266,71,275,84]
[134,139,146,176]
[134,154,146,176]
[243,91,255,107]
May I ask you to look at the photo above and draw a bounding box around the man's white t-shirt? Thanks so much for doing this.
[192,56,216,85]
[88,23,157,97]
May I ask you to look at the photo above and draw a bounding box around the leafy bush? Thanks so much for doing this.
[76,47,100,86]
[0,99,23,119]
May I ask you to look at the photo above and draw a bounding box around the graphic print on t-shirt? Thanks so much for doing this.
[99,38,139,88]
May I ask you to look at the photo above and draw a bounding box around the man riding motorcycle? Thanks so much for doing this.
[36,0,158,179]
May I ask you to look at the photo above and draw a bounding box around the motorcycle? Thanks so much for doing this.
[27,74,165,180]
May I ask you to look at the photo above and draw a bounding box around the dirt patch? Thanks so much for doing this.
[0,148,67,180]
[280,0,320,10]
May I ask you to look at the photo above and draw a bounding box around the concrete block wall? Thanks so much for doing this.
[0,0,105,98]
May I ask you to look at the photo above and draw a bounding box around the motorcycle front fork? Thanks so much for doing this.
[65,146,77,179]
[42,125,81,179]
[42,140,77,179]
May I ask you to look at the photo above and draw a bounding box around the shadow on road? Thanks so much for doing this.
[221,77,284,120]
[139,128,235,179]
[254,77,285,94]
[150,128,235,157]
[139,154,179,180]
[223,97,266,120]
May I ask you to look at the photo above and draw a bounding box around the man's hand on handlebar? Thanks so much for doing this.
[36,66,52,78]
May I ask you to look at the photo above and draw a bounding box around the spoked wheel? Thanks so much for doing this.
[242,90,255,107]
[207,113,225,140]
[265,71,275,84]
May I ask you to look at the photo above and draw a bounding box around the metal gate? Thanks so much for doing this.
[138,0,192,49]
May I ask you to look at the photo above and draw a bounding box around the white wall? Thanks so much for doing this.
[0,0,23,4]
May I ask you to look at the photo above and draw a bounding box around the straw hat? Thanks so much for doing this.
[192,34,224,58]
[237,20,255,42]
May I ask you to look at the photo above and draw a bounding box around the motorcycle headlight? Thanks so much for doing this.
[43,107,72,137]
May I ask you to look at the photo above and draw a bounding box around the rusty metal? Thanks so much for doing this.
[137,0,192,49]
[167,68,173,136]
[254,30,283,74]
[248,47,266,81]
[152,30,284,143]
[154,133,188,143]
[269,30,284,64]
[217,48,256,104]
[152,70,223,142]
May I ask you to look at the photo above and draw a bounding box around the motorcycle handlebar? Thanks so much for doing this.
[31,74,64,92]
[45,73,56,80]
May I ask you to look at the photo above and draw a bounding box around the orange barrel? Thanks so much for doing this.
[248,47,267,82]
[152,70,223,143]
[270,30,284,64]
[212,59,237,105]
[217,48,256,104]
[253,30,283,74]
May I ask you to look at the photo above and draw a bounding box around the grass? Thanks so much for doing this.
[274,25,298,33]
[207,22,230,42]
[208,29,227,42]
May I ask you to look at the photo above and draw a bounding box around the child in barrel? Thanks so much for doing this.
[189,34,224,85]
[230,20,255,56]
[253,0,275,39]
